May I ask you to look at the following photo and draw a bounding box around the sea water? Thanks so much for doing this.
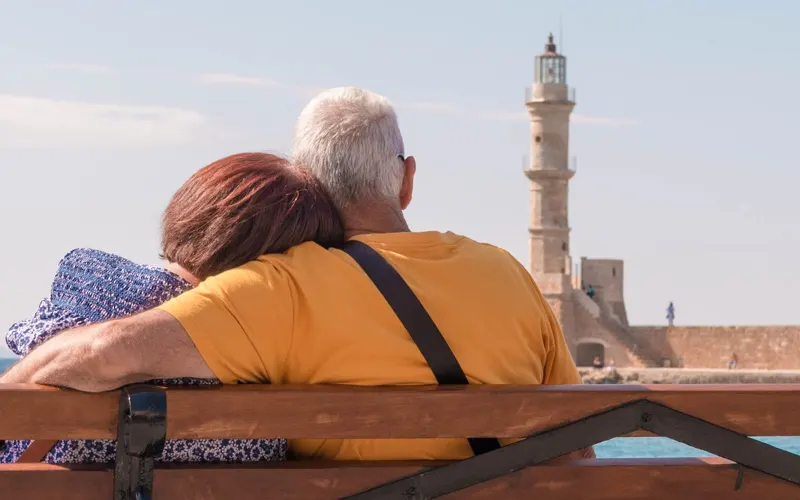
[1,358,15,374]
[1,357,798,459]
[596,436,800,458]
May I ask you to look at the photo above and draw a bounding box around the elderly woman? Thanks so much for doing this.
[1,152,343,464]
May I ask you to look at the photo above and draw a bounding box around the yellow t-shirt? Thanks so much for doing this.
[158,231,581,460]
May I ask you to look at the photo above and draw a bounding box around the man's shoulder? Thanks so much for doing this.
[243,242,341,277]
[203,243,346,298]
[255,242,338,264]
[457,235,512,255]
[243,236,525,280]
[451,235,545,297]
[454,235,526,267]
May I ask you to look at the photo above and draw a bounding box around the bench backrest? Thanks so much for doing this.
[2,383,800,499]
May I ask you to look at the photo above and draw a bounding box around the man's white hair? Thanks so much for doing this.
[292,87,405,209]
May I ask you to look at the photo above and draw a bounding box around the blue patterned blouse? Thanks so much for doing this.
[1,248,286,464]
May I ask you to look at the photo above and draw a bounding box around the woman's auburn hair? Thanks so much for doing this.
[161,152,344,280]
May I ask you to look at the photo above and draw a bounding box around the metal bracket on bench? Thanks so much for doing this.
[113,385,167,500]
[343,399,800,499]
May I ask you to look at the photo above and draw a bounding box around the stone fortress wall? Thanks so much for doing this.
[569,258,800,370]
[567,258,799,369]
[579,258,627,325]
[628,326,800,370]
[566,248,800,370]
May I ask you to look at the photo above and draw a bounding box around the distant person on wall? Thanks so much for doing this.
[728,353,739,370]
[666,302,675,326]
[0,153,343,465]
[587,284,596,299]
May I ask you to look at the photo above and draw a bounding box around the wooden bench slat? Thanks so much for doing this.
[1,459,796,500]
[2,384,800,440]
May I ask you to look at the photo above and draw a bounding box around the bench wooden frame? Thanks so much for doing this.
[2,383,800,499]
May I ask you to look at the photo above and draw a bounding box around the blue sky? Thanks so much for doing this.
[1,0,799,357]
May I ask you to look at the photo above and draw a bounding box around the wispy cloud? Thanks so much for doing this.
[196,73,330,100]
[480,111,527,121]
[406,101,638,126]
[197,75,639,126]
[0,94,212,148]
[50,63,115,75]
[197,73,280,87]
[572,114,639,126]
[408,101,462,113]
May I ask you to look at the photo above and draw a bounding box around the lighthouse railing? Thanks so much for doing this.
[522,154,577,174]
[524,86,577,103]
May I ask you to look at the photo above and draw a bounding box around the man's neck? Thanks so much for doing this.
[342,202,410,239]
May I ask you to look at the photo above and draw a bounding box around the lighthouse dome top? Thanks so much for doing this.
[534,33,567,85]
[540,33,561,57]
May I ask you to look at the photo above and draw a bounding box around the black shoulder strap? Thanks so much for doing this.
[340,240,501,456]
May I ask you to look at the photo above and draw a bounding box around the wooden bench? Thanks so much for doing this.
[1,383,799,499]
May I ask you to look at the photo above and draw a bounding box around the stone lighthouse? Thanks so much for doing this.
[524,33,577,341]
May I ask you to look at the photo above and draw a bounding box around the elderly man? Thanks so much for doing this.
[2,87,589,461]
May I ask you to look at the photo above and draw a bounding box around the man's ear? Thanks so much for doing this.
[399,156,416,210]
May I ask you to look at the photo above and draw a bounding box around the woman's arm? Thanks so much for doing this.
[0,309,214,392]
